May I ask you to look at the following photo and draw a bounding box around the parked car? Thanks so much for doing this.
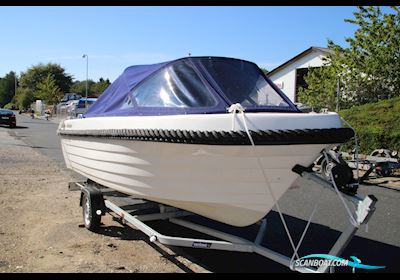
[71,98,98,117]
[369,149,398,159]
[60,92,82,103]
[294,102,313,113]
[0,108,16,128]
[56,92,83,116]
[65,100,80,118]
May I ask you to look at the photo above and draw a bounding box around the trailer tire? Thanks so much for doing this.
[82,192,101,232]
[379,167,392,177]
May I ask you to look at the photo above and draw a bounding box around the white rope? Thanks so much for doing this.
[289,186,326,270]
[340,117,370,231]
[227,104,361,268]
[228,103,245,131]
[340,117,359,181]
[227,103,300,261]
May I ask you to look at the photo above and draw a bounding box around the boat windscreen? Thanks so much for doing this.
[121,60,218,109]
[199,57,294,110]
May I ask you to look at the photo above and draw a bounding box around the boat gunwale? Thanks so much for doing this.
[58,127,354,146]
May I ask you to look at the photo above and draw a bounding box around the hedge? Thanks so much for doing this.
[339,97,400,154]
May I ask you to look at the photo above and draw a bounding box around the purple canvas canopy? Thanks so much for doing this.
[84,56,298,118]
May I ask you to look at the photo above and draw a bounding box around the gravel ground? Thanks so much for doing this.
[0,130,207,273]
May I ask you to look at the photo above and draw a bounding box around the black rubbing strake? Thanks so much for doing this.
[58,128,354,146]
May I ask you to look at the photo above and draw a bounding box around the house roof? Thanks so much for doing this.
[267,46,333,77]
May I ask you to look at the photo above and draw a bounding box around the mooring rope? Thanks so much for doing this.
[340,117,360,182]
[228,104,363,270]
[227,103,301,262]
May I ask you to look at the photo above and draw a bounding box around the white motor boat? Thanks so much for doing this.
[58,56,353,227]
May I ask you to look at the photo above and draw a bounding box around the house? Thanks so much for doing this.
[267,46,333,103]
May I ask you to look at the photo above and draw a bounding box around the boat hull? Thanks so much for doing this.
[59,112,352,226]
[61,136,329,226]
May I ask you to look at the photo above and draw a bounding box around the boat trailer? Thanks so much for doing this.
[69,168,377,273]
[316,147,400,180]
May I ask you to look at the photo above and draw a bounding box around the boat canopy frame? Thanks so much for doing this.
[84,56,300,118]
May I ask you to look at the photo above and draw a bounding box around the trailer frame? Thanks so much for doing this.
[69,169,377,273]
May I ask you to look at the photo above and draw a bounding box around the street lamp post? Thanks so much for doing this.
[336,75,340,112]
[82,54,89,109]
[14,74,17,98]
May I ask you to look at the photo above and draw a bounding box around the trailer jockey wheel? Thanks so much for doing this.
[82,192,101,232]
[321,158,335,180]
[331,164,357,196]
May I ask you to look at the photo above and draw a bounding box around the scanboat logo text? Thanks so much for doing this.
[294,254,385,271]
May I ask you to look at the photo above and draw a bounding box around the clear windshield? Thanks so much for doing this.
[199,58,292,109]
[128,60,217,108]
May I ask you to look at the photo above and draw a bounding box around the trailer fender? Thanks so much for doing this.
[79,184,107,216]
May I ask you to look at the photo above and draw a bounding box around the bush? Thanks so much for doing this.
[3,103,18,110]
[339,97,400,154]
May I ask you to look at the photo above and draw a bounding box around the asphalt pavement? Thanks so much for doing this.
[7,113,84,181]
[8,114,63,163]
[2,112,399,273]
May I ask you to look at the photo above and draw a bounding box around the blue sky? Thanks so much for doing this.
[0,6,363,82]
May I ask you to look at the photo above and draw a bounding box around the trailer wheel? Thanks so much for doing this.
[378,166,392,177]
[82,191,101,232]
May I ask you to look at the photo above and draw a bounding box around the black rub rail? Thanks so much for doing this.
[58,127,354,146]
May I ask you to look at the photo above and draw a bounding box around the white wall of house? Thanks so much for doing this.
[268,50,329,102]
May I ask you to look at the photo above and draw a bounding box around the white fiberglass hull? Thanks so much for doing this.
[59,112,347,226]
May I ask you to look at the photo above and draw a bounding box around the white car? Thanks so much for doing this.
[66,100,80,118]
[71,98,98,118]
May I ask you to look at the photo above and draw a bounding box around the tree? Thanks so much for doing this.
[298,64,341,111]
[15,63,73,108]
[19,63,73,94]
[260,67,269,76]
[298,6,400,109]
[71,78,111,97]
[91,78,111,97]
[0,71,17,107]
[70,80,95,96]
[35,74,63,105]
[335,6,400,104]
[14,87,35,109]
